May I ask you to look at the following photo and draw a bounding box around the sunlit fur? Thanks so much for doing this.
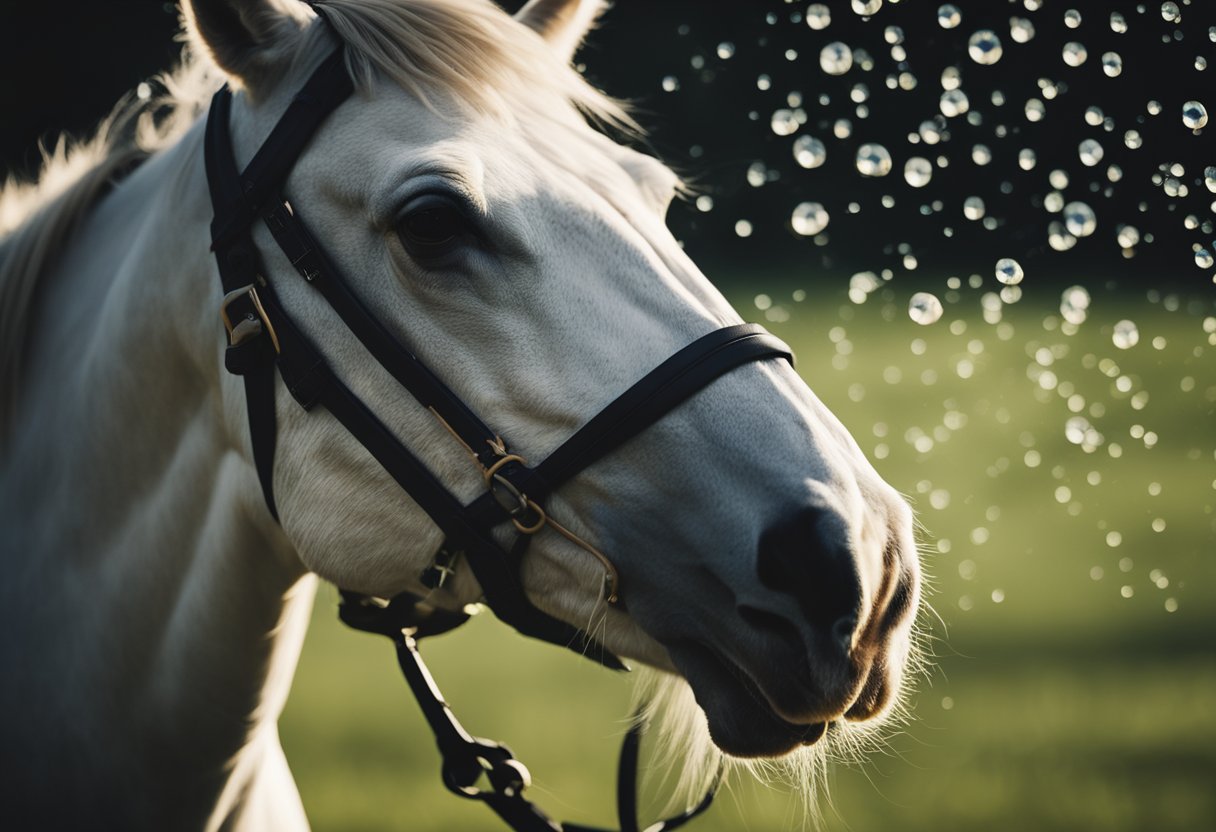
[632,585,933,824]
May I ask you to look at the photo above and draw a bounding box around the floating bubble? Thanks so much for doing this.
[1063,42,1088,67]
[1147,100,1162,116]
[1112,319,1139,349]
[806,4,831,30]
[1182,100,1209,130]
[909,292,944,325]
[1124,129,1143,149]
[964,196,985,220]
[661,75,679,92]
[834,118,853,139]
[995,257,1024,285]
[941,89,970,117]
[905,156,933,187]
[856,143,893,176]
[1018,148,1037,170]
[972,144,992,165]
[820,42,854,75]
[1084,106,1104,126]
[1010,17,1035,43]
[1048,221,1077,251]
[968,30,1003,65]
[884,26,904,45]
[1102,52,1123,77]
[1050,169,1069,190]
[1045,192,1065,213]
[852,0,882,15]
[919,120,943,144]
[746,161,767,187]
[1107,164,1123,183]
[1060,285,1090,324]
[1117,225,1141,248]
[941,66,962,91]
[1079,139,1104,166]
[1205,166,1216,193]
[791,202,830,236]
[938,4,961,29]
[793,135,827,169]
[1161,2,1180,23]
[1064,201,1097,237]
[1197,248,1215,269]
[734,219,753,238]
[770,109,800,136]
[1025,98,1045,121]
[1198,57,1209,72]
[716,41,735,60]
[1064,9,1082,28]
[1110,12,1127,33]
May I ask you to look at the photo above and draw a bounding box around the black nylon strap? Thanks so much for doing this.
[210,50,353,251]
[262,198,506,470]
[463,325,793,529]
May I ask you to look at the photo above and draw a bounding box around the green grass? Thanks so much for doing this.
[281,283,1216,831]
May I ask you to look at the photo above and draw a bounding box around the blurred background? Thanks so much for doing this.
[4,1,1213,830]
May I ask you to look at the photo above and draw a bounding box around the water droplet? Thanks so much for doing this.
[1102,52,1123,77]
[964,196,985,220]
[1010,17,1035,43]
[820,42,854,75]
[1079,139,1104,166]
[791,202,830,236]
[852,0,882,15]
[995,258,1024,285]
[1182,100,1209,130]
[1117,225,1140,248]
[968,30,1003,65]
[1060,285,1090,323]
[1063,42,1088,67]
[905,156,933,187]
[1064,9,1082,28]
[770,109,800,136]
[941,89,970,117]
[856,143,893,177]
[806,3,831,30]
[937,4,961,29]
[909,292,944,325]
[1063,201,1097,237]
[1112,319,1139,349]
[793,135,827,169]
[1161,2,1180,23]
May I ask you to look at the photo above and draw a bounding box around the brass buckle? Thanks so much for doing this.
[220,284,280,353]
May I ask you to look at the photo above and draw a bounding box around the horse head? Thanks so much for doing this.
[191,0,921,762]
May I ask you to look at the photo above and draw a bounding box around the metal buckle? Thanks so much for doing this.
[220,284,280,353]
[487,471,530,517]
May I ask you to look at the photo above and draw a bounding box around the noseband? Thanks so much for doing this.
[204,39,792,832]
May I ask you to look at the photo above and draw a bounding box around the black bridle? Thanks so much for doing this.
[203,36,793,832]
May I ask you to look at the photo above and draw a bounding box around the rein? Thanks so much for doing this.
[203,33,792,832]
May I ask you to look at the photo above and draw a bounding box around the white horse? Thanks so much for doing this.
[0,0,922,828]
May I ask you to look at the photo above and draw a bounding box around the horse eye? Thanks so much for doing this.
[395,194,469,260]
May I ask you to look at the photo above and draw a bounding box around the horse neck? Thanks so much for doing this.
[0,122,313,826]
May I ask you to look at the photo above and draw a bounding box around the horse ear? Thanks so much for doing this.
[182,0,312,90]
[514,0,606,62]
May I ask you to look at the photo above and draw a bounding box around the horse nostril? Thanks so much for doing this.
[832,615,858,655]
[756,506,862,633]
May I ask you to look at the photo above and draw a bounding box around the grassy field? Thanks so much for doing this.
[281,282,1216,831]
